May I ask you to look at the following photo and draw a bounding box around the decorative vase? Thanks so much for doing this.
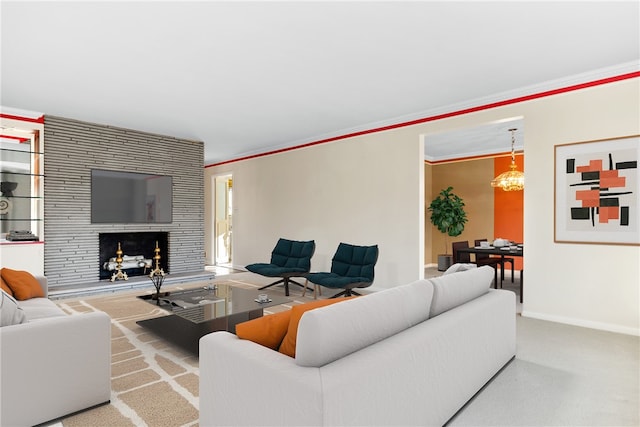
[437,254,453,271]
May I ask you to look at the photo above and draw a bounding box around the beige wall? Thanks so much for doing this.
[427,159,495,261]
[418,78,639,335]
[206,129,425,289]
[206,76,639,335]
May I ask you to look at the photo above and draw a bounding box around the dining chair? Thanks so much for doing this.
[474,239,514,285]
[452,241,498,287]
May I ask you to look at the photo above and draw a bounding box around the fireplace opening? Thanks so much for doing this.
[98,232,169,280]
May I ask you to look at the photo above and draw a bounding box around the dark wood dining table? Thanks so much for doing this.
[456,244,524,302]
[457,245,523,259]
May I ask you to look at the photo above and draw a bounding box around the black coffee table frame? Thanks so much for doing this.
[136,285,289,354]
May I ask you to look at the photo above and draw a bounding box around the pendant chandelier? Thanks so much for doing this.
[491,128,524,191]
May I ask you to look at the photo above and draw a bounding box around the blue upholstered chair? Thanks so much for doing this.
[306,242,379,298]
[246,238,315,296]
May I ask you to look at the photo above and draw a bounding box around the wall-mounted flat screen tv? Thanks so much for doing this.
[91,169,173,223]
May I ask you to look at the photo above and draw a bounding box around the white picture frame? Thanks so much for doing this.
[554,135,639,245]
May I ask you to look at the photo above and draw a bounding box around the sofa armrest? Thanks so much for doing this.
[199,331,324,426]
[35,274,48,298]
[1,311,111,427]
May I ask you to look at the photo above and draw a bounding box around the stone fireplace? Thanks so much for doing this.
[44,116,204,289]
[98,232,169,280]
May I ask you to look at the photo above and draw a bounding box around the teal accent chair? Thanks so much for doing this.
[246,238,315,296]
[306,243,379,298]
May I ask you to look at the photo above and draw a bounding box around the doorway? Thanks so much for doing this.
[214,174,233,266]
[423,118,524,268]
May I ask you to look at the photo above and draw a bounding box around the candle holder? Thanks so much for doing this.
[110,242,128,282]
[148,241,166,304]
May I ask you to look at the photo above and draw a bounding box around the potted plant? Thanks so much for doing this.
[428,186,468,271]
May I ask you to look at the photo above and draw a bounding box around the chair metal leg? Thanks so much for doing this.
[258,278,288,295]
[329,289,362,298]
[329,290,349,298]
[302,279,318,299]
[289,279,314,296]
[259,277,312,297]
[258,278,293,296]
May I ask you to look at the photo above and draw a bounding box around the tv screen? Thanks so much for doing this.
[91,169,172,223]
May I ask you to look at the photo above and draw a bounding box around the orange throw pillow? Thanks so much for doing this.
[236,310,292,350]
[0,275,13,297]
[278,297,355,358]
[1,268,45,301]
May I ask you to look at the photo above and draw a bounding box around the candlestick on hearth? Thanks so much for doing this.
[149,240,166,304]
[110,242,129,282]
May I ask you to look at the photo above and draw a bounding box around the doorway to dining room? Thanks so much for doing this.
[423,118,524,273]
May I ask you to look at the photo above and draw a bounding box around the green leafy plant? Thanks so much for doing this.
[428,186,468,254]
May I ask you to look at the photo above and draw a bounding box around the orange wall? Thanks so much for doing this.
[493,154,524,270]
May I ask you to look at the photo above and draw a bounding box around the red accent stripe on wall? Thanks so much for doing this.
[0,134,30,143]
[0,113,45,123]
[206,71,640,168]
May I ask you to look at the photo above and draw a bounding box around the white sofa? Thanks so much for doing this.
[200,266,516,426]
[1,276,112,427]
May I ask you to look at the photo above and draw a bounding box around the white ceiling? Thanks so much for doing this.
[424,117,524,162]
[1,1,638,165]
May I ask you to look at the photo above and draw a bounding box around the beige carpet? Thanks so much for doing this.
[54,273,326,427]
[53,271,522,426]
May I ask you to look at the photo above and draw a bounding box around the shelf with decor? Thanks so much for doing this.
[0,110,45,274]
[1,150,44,241]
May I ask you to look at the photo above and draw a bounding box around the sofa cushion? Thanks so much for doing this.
[295,279,434,367]
[428,265,493,318]
[1,289,27,326]
[18,297,66,321]
[278,298,355,358]
[236,309,292,350]
[0,275,13,297]
[1,268,45,301]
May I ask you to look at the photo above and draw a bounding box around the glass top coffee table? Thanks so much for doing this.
[136,283,290,354]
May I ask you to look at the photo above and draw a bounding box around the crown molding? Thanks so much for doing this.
[208,61,639,167]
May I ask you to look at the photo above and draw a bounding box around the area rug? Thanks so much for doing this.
[54,273,323,427]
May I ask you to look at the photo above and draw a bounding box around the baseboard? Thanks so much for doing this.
[521,310,640,337]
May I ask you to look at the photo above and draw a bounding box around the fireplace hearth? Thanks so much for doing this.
[99,232,169,280]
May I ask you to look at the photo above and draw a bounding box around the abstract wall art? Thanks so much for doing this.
[555,135,639,245]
